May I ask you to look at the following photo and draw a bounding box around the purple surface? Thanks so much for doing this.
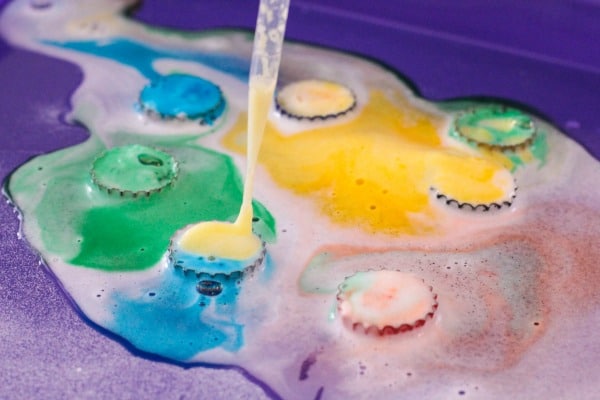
[1,1,599,399]
[134,0,600,156]
[295,0,600,71]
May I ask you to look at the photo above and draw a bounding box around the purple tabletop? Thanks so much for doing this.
[1,1,599,399]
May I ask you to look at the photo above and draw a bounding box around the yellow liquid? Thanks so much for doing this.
[179,79,274,260]
[223,90,515,235]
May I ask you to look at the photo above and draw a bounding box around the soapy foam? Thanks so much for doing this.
[2,1,600,399]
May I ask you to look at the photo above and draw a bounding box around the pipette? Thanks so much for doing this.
[235,0,290,229]
[178,0,290,260]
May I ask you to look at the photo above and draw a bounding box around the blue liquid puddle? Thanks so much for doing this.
[110,266,245,362]
[108,254,274,362]
[140,73,225,123]
[45,38,250,81]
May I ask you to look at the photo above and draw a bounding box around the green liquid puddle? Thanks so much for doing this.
[10,140,275,271]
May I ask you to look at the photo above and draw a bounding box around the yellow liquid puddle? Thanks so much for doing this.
[224,90,514,235]
[178,221,261,261]
[277,79,355,117]
[478,117,516,132]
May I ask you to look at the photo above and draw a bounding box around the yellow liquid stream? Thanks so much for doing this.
[179,79,274,260]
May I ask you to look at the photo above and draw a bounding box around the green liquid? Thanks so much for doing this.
[9,140,275,271]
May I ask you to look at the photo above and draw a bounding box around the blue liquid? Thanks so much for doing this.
[110,267,244,361]
[140,73,225,123]
[46,38,250,81]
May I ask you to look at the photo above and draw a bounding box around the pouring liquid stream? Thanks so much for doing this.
[179,0,289,260]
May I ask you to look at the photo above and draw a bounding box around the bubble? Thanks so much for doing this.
[196,280,223,296]
[137,153,164,167]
